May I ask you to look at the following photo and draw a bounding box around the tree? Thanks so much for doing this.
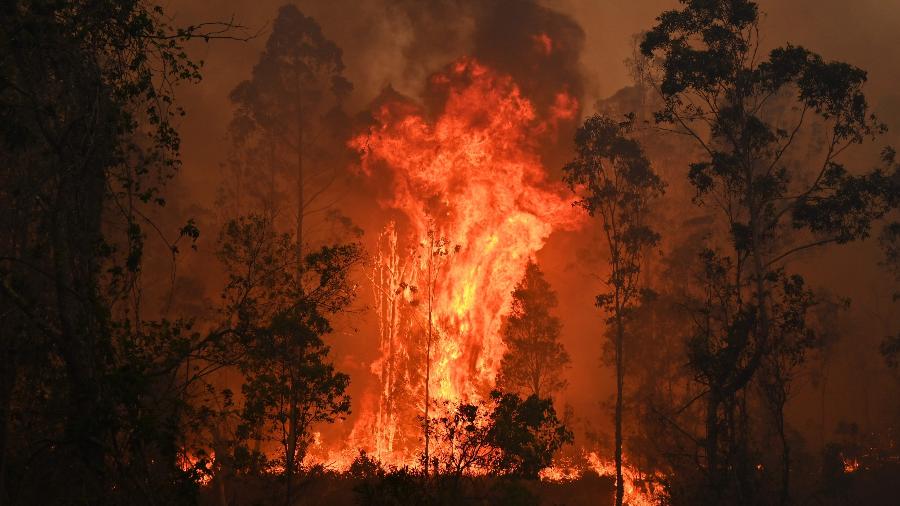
[487,391,574,479]
[0,2,243,502]
[497,260,570,399]
[218,8,359,500]
[876,150,900,371]
[429,391,572,481]
[639,1,898,502]
[225,4,353,273]
[214,214,359,505]
[564,114,664,506]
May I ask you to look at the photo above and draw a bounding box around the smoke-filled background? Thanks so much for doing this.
[7,1,900,504]
[140,0,900,473]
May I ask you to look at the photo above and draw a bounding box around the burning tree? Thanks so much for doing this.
[497,260,571,400]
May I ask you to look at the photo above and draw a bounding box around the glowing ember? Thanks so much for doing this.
[585,452,664,506]
[532,32,554,55]
[842,455,860,473]
[347,57,581,465]
[538,452,663,505]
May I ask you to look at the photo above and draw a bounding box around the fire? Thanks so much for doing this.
[842,455,860,473]
[347,57,581,465]
[585,452,664,506]
[538,452,663,505]
[532,32,553,55]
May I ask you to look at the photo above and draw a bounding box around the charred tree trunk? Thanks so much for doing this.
[705,391,721,498]
[424,231,434,479]
[285,362,298,506]
[614,304,625,506]
[296,94,305,283]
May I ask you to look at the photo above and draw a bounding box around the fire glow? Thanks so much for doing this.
[345,57,580,465]
[311,56,660,506]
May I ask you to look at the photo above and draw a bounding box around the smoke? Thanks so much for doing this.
[160,0,900,463]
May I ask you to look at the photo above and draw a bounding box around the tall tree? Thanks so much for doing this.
[0,2,244,502]
[877,150,900,371]
[226,4,353,275]
[640,0,898,502]
[496,260,570,400]
[213,214,359,505]
[564,115,664,506]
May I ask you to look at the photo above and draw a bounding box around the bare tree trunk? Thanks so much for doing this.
[777,405,790,506]
[285,369,298,506]
[296,95,305,282]
[614,306,625,506]
[706,391,721,497]
[424,231,433,478]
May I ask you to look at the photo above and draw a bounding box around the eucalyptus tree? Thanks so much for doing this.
[564,114,664,506]
[0,1,245,502]
[225,4,353,275]
[640,1,898,502]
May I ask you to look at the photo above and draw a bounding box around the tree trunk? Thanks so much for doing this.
[705,391,721,498]
[614,308,625,506]
[296,94,305,282]
[0,341,14,504]
[53,167,107,484]
[778,405,790,506]
[424,232,433,478]
[285,367,299,506]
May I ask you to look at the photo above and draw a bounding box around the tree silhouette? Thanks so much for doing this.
[497,260,570,400]
[640,0,898,502]
[430,391,572,481]
[564,114,663,506]
[0,2,245,502]
[225,4,353,274]
[213,214,359,504]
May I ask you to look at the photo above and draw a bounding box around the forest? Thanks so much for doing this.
[1,0,898,505]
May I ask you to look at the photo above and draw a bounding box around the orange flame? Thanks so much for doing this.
[347,57,581,465]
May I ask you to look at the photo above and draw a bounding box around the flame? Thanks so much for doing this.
[842,455,860,473]
[532,32,554,55]
[538,452,664,506]
[347,57,580,465]
[584,452,664,506]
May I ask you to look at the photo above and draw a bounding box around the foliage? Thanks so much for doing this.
[487,392,574,478]
[0,1,244,503]
[200,214,360,490]
[565,114,664,316]
[497,260,570,399]
[564,112,663,506]
[429,391,573,480]
[638,0,899,503]
[221,3,354,235]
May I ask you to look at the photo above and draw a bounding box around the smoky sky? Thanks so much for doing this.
[165,0,900,443]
